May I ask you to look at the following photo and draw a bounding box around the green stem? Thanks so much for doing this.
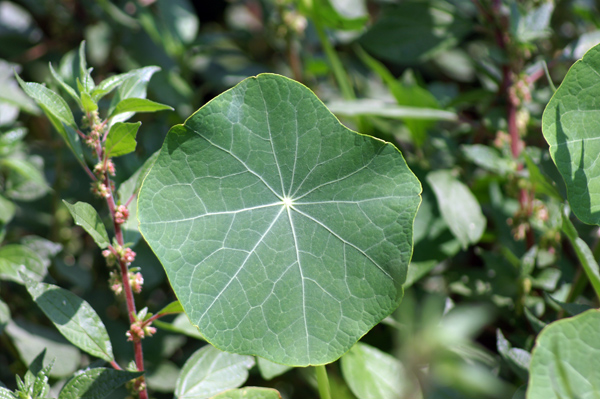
[312,17,355,101]
[315,365,332,399]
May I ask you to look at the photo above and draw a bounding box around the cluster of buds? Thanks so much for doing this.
[126,320,156,342]
[126,377,147,399]
[105,244,137,266]
[93,160,116,180]
[115,205,130,224]
[82,111,106,148]
[102,248,116,266]
[91,181,113,199]
[108,270,144,296]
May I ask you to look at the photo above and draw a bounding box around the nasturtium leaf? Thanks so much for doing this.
[341,342,420,399]
[138,73,422,366]
[22,275,115,363]
[58,368,142,399]
[175,345,255,399]
[427,170,485,249]
[527,309,600,399]
[63,201,110,249]
[542,43,600,225]
[104,121,140,158]
[210,387,282,399]
[108,98,173,119]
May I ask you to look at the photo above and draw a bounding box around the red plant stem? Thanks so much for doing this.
[474,0,535,248]
[110,360,122,370]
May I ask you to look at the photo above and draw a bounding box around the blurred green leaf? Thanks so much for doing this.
[327,99,456,121]
[256,357,292,381]
[359,1,472,64]
[0,244,46,284]
[301,0,367,31]
[209,388,282,399]
[427,170,486,249]
[23,275,115,363]
[175,345,255,399]
[341,342,420,399]
[63,201,110,249]
[462,144,516,175]
[496,330,530,381]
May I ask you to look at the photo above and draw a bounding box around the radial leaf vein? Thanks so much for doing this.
[291,206,394,281]
[199,206,286,321]
[142,202,282,225]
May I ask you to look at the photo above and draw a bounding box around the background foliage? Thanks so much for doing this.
[1,0,600,398]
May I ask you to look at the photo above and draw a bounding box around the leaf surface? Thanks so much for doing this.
[104,122,140,158]
[0,244,46,283]
[23,276,115,362]
[527,309,600,398]
[63,201,110,249]
[175,345,255,399]
[138,73,421,366]
[58,368,142,399]
[542,43,600,225]
[109,98,172,118]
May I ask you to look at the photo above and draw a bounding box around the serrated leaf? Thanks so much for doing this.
[427,170,485,249]
[104,122,140,158]
[15,74,76,128]
[58,368,142,399]
[175,345,255,399]
[210,387,282,399]
[341,342,420,399]
[138,73,422,366]
[527,309,600,399]
[542,43,600,225]
[109,98,172,119]
[23,275,115,363]
[0,244,47,284]
[63,201,110,249]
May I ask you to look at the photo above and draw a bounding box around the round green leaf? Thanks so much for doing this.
[543,43,600,225]
[138,73,421,366]
[527,309,600,399]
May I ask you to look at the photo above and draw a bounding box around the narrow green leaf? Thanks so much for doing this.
[210,388,282,399]
[49,63,82,108]
[427,170,486,249]
[15,74,76,128]
[138,73,422,366]
[545,294,592,316]
[523,152,562,199]
[22,275,115,363]
[63,201,110,249]
[78,41,95,93]
[0,299,10,335]
[157,300,183,315]
[0,244,47,284]
[175,345,255,399]
[92,71,136,102]
[527,309,600,399]
[108,66,161,123]
[496,330,530,381]
[104,122,140,158]
[58,368,142,399]
[109,98,172,118]
[326,99,456,121]
[341,342,419,399]
[153,313,204,340]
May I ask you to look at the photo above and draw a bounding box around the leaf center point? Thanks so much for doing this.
[282,196,294,208]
